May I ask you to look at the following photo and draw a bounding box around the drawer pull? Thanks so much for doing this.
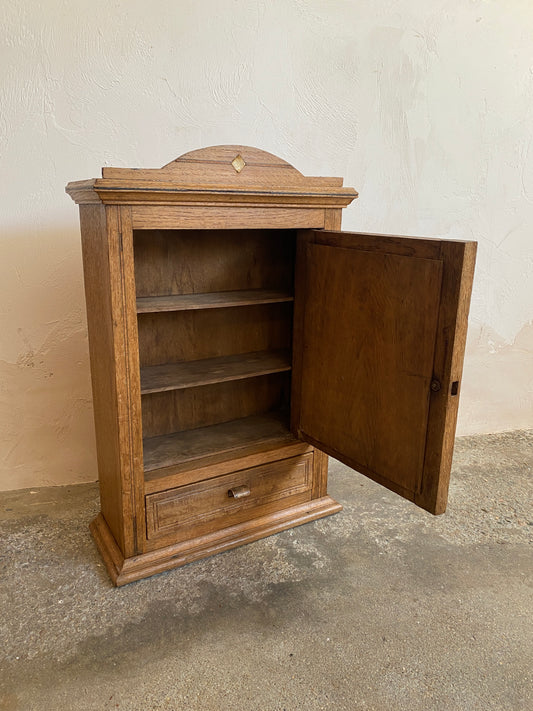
[228,485,250,499]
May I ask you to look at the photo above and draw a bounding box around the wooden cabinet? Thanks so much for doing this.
[66,145,476,586]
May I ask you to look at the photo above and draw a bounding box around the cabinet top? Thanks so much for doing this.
[65,145,358,209]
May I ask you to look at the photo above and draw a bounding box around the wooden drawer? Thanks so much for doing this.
[145,453,313,541]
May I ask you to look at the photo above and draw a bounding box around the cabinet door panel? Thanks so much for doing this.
[293,230,476,514]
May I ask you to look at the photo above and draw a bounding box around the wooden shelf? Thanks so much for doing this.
[143,412,291,472]
[140,349,291,395]
[136,289,294,313]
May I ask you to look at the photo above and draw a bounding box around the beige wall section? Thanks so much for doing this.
[1,1,532,490]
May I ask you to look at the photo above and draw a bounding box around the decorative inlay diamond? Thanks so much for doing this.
[231,154,246,173]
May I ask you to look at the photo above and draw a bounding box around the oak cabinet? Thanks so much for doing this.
[66,146,476,585]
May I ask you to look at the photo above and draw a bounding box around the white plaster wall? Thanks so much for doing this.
[1,0,532,490]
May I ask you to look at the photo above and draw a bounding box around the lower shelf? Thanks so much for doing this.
[142,412,291,472]
[90,496,343,586]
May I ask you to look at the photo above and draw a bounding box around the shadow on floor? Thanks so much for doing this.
[1,430,531,710]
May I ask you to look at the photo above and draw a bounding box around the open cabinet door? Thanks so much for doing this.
[292,230,476,515]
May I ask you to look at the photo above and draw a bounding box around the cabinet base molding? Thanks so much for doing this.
[90,496,342,586]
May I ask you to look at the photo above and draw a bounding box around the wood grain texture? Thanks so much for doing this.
[142,412,291,472]
[133,229,295,298]
[415,240,477,513]
[146,454,313,542]
[323,209,343,231]
[131,206,326,230]
[66,146,358,208]
[312,211,342,499]
[108,144,301,179]
[92,496,342,586]
[68,146,361,584]
[290,231,314,436]
[105,145,344,187]
[310,229,443,259]
[141,373,290,439]
[66,179,100,204]
[137,303,293,367]
[82,183,356,208]
[295,230,476,515]
[89,513,125,584]
[78,206,144,557]
[104,206,144,556]
[296,236,445,505]
[78,205,125,551]
[136,289,293,313]
[140,349,291,394]
[311,443,329,500]
[144,437,312,495]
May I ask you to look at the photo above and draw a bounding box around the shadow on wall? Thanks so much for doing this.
[0,226,97,492]
[458,321,533,436]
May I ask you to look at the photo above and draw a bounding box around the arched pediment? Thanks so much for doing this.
[102,144,336,188]
[66,145,357,206]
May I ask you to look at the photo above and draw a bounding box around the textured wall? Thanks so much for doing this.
[1,0,532,490]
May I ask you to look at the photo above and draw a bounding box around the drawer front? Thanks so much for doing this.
[146,453,313,541]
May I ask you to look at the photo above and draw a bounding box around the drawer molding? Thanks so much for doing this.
[146,454,313,540]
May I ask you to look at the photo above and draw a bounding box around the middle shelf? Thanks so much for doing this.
[136,289,294,313]
[140,349,292,395]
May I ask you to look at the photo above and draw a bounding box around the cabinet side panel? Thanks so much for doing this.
[79,205,125,552]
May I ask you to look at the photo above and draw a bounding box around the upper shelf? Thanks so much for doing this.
[136,289,294,314]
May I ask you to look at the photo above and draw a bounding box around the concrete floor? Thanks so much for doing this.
[1,431,532,711]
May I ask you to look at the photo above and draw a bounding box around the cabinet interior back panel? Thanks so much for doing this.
[141,373,291,438]
[133,229,296,297]
[137,303,293,366]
